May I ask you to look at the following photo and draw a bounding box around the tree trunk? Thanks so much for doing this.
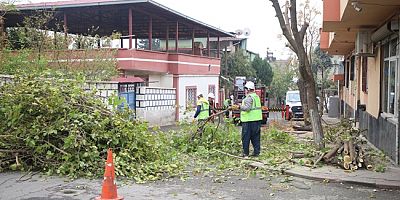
[303,59,324,149]
[270,0,324,149]
[297,76,310,125]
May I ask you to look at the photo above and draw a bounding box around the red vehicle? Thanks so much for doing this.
[232,77,269,124]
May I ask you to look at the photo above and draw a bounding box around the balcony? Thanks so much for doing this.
[321,0,400,56]
[117,49,221,75]
[44,48,221,76]
[5,0,232,76]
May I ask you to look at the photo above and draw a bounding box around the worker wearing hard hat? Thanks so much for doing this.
[194,94,209,120]
[223,94,233,118]
[235,81,262,158]
[207,93,217,116]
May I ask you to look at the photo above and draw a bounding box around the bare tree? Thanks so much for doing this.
[269,0,324,149]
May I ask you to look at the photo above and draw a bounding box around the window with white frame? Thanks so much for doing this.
[186,87,197,108]
[208,85,215,96]
[381,37,399,116]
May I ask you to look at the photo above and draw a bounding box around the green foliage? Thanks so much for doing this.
[169,120,244,173]
[173,120,242,156]
[0,49,118,81]
[252,56,273,86]
[2,10,118,81]
[6,10,64,51]
[0,74,183,182]
[0,50,48,74]
[221,50,256,80]
[269,61,297,101]
[312,45,335,90]
[323,119,355,144]
[0,1,15,16]
[260,127,316,165]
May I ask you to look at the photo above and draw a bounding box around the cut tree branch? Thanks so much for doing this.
[270,0,298,52]
[289,0,300,37]
[299,23,309,42]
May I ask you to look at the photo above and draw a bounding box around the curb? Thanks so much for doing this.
[284,167,400,190]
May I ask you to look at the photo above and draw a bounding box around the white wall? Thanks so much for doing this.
[135,86,176,126]
[148,74,173,88]
[177,75,219,120]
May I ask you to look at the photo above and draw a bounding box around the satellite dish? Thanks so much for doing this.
[243,28,251,37]
[235,29,243,36]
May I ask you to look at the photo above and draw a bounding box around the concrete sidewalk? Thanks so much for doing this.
[285,166,400,189]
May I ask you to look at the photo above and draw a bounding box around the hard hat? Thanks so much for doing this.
[244,81,255,90]
[207,93,215,99]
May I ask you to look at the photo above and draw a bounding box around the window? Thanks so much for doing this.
[381,37,398,115]
[208,85,215,96]
[362,57,368,93]
[186,87,197,108]
[287,93,300,102]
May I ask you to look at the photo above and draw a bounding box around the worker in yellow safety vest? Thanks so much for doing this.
[233,81,262,158]
[194,94,210,120]
[193,94,210,137]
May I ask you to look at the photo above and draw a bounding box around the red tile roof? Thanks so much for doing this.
[112,76,144,83]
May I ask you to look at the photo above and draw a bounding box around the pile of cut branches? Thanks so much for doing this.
[323,120,387,172]
[0,74,183,182]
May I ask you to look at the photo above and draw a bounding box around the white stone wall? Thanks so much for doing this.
[83,81,119,108]
[148,74,173,88]
[177,75,219,121]
[135,86,176,126]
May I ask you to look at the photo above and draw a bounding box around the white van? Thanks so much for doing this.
[285,90,303,119]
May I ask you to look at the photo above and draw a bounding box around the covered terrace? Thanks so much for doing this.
[3,0,234,73]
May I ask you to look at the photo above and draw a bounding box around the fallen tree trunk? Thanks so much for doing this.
[292,125,312,131]
[323,143,342,161]
[313,152,326,168]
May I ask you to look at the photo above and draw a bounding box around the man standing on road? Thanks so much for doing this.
[236,81,262,157]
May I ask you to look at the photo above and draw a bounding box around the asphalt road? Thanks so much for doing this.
[1,171,399,200]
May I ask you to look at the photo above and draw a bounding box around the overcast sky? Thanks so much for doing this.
[17,0,322,59]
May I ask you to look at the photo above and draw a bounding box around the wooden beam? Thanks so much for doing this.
[149,16,152,50]
[207,31,210,56]
[135,36,138,49]
[217,36,220,58]
[132,6,222,37]
[128,8,133,49]
[175,21,179,53]
[192,28,195,55]
[166,24,169,52]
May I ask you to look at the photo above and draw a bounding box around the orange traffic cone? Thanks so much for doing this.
[96,148,123,200]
